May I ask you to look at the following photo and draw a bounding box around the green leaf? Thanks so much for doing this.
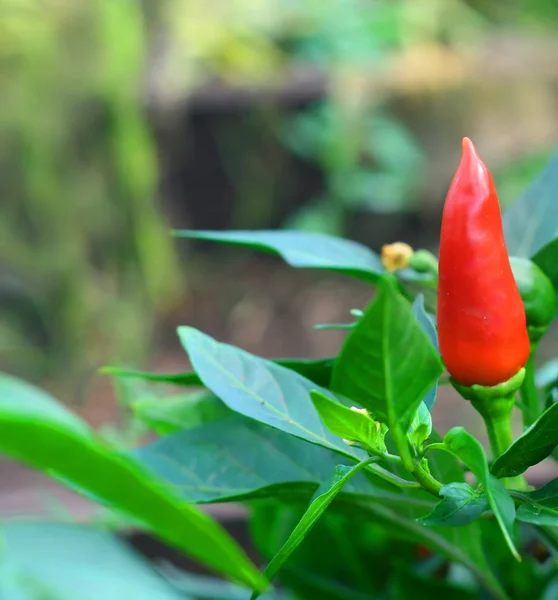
[412,294,439,410]
[102,357,336,389]
[0,373,265,592]
[516,501,558,526]
[133,392,230,435]
[491,403,558,478]
[503,151,558,258]
[444,427,520,560]
[425,432,465,485]
[0,522,189,600]
[177,327,364,460]
[408,402,432,451]
[515,478,558,526]
[331,276,443,435]
[418,483,489,527]
[505,160,558,315]
[310,390,386,451]
[173,230,384,283]
[250,457,376,600]
[532,238,558,295]
[133,415,405,504]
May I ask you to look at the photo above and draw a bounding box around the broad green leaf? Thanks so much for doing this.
[503,151,558,258]
[133,392,230,435]
[177,327,364,460]
[515,478,558,526]
[331,276,443,435]
[444,427,519,560]
[532,238,558,294]
[412,294,439,410]
[516,501,558,526]
[250,457,376,600]
[419,483,489,527]
[102,357,335,390]
[0,373,265,592]
[133,415,406,504]
[310,391,386,452]
[0,522,189,600]
[491,403,558,478]
[173,230,384,283]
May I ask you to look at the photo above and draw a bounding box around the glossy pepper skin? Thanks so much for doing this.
[438,138,530,387]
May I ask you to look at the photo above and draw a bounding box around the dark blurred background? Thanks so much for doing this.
[2,0,558,513]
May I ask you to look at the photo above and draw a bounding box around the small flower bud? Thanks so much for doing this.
[409,249,439,276]
[381,242,414,273]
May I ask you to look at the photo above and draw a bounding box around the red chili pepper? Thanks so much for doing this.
[438,138,530,387]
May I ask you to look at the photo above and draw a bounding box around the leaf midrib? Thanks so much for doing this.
[189,336,358,460]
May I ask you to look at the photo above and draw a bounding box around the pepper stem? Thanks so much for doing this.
[451,369,528,490]
[469,394,527,490]
[519,346,539,427]
[469,394,514,459]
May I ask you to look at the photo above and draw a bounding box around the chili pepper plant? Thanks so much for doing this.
[1,138,558,599]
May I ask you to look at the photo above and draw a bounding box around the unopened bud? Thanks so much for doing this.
[381,242,414,273]
[409,249,439,276]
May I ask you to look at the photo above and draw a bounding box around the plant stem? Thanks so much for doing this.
[413,463,443,496]
[520,348,539,427]
[478,399,514,459]
[382,452,404,465]
[470,394,528,490]
[388,425,443,497]
[365,464,421,490]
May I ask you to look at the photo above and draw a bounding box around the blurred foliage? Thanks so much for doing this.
[2,0,558,388]
[0,0,183,384]
[464,0,558,26]
[495,151,556,210]
[183,0,488,235]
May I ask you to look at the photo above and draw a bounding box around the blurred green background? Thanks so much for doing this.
[2,0,558,411]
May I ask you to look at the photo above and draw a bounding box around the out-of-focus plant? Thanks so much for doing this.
[279,0,488,234]
[280,1,420,235]
[0,0,182,384]
[159,0,490,236]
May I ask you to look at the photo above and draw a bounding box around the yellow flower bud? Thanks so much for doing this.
[381,242,414,272]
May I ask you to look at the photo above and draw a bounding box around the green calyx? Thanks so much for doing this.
[510,256,555,342]
[451,368,525,403]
